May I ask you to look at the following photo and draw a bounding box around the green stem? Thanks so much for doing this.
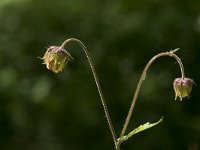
[118,48,185,148]
[60,38,117,146]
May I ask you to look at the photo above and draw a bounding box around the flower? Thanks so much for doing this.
[173,77,194,100]
[40,46,73,73]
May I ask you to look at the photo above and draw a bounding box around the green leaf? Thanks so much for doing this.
[120,117,163,142]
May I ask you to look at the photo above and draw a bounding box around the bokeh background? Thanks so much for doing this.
[0,0,199,149]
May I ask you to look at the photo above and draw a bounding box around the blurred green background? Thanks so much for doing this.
[0,0,199,149]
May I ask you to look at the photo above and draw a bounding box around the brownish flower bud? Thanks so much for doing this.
[40,46,73,73]
[173,77,194,100]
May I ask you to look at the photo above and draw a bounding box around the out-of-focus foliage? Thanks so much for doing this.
[0,0,199,149]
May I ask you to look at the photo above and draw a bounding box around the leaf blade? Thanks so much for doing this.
[120,117,163,142]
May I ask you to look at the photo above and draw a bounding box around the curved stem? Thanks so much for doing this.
[60,38,117,146]
[118,48,185,145]
[171,51,185,79]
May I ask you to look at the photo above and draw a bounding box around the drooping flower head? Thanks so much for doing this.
[173,77,194,101]
[40,46,73,73]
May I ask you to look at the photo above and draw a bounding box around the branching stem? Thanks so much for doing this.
[60,40,185,150]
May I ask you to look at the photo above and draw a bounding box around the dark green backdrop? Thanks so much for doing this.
[0,0,199,149]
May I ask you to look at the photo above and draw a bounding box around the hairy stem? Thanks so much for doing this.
[60,38,117,146]
[118,48,185,149]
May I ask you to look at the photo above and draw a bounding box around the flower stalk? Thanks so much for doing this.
[55,38,117,145]
[117,48,191,149]
[40,39,194,150]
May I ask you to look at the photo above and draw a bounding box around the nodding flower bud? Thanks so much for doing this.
[40,46,73,73]
[173,77,194,101]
